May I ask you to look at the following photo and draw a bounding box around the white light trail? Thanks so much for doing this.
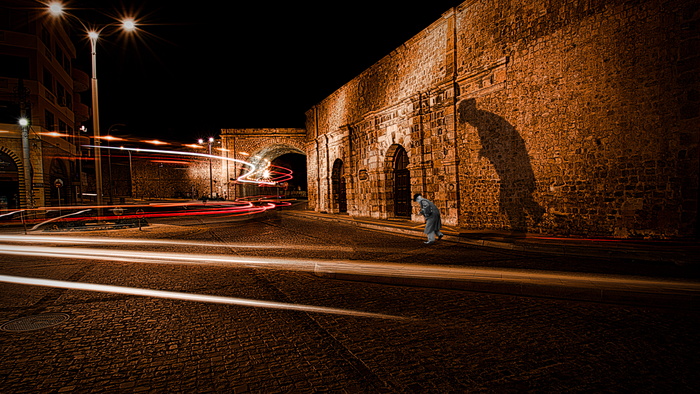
[0,234,356,253]
[30,209,91,231]
[0,244,316,270]
[0,275,407,320]
[89,145,278,185]
[2,241,697,294]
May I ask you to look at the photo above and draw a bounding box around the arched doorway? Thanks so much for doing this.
[331,159,347,213]
[0,151,20,209]
[393,146,411,217]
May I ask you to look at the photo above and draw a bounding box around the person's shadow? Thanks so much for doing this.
[458,98,545,232]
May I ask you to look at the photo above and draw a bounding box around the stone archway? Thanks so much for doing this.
[392,146,411,217]
[331,159,347,213]
[384,144,412,218]
[0,150,20,209]
[238,143,306,198]
[220,128,307,199]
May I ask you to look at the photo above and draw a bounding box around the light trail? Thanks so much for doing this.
[1,242,697,294]
[0,234,355,252]
[90,145,283,185]
[0,244,318,270]
[0,197,291,228]
[30,209,91,231]
[0,210,23,219]
[0,275,407,320]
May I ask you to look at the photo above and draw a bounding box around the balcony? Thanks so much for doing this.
[72,68,89,92]
[73,96,89,123]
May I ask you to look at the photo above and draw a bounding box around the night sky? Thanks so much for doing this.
[62,1,461,143]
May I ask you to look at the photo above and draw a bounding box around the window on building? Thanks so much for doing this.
[41,27,51,46]
[62,53,71,73]
[57,83,65,106]
[56,46,64,65]
[43,68,54,92]
[45,110,55,131]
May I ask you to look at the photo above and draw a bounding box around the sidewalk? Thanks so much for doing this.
[280,209,700,309]
[280,209,699,266]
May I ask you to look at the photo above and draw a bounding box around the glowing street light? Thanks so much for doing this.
[47,2,63,16]
[47,2,139,207]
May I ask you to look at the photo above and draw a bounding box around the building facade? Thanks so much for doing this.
[1,1,90,210]
[306,0,699,238]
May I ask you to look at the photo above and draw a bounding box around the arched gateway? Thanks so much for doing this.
[391,146,411,217]
[220,128,307,198]
[331,159,347,213]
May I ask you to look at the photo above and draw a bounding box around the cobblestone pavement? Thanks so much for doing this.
[1,213,699,392]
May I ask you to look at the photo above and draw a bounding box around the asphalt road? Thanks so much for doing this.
[0,212,698,392]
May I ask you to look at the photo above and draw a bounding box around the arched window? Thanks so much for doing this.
[331,159,347,213]
[0,151,20,209]
[393,146,411,217]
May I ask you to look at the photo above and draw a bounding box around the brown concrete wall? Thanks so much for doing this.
[307,0,699,238]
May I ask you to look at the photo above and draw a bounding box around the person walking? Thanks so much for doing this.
[413,193,444,244]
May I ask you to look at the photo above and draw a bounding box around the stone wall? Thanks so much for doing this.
[306,0,699,238]
[127,147,223,201]
[455,0,699,237]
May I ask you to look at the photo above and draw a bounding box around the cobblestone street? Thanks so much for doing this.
[1,213,699,392]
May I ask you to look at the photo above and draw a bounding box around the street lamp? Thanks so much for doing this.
[199,137,215,199]
[48,2,138,207]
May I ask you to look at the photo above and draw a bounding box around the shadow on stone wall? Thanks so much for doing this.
[458,98,545,232]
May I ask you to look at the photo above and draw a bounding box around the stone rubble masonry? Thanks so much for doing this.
[305,0,699,239]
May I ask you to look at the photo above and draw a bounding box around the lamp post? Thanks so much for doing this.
[199,137,215,199]
[48,2,137,207]
[18,117,31,209]
[16,77,32,209]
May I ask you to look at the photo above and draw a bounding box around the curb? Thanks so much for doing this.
[280,210,697,265]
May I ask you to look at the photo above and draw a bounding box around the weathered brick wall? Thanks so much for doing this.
[307,0,699,238]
